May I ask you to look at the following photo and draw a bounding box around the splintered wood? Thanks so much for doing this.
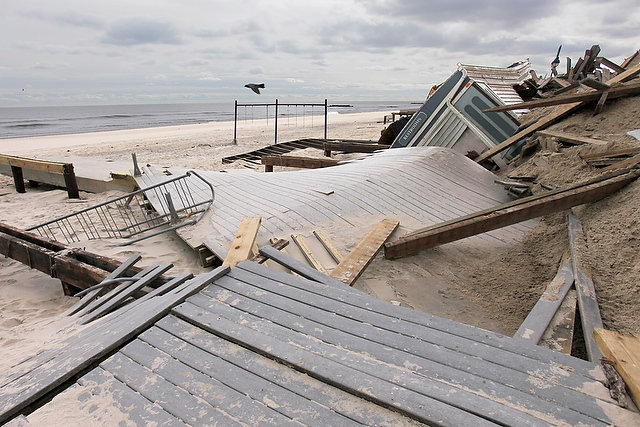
[331,219,399,286]
[223,217,262,268]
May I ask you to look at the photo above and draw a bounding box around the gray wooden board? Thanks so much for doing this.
[514,256,574,343]
[568,212,604,362]
[76,367,186,426]
[80,263,174,324]
[118,338,300,426]
[219,268,613,403]
[258,245,345,287]
[171,301,502,426]
[100,352,244,426]
[72,264,158,318]
[0,268,227,424]
[236,260,602,380]
[192,278,619,424]
[64,253,142,316]
[155,315,418,426]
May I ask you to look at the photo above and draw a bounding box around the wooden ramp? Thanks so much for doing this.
[137,147,537,250]
[1,260,637,425]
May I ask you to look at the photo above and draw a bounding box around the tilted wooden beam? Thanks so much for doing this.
[223,217,262,268]
[384,170,639,259]
[536,130,608,146]
[595,57,625,74]
[261,155,339,172]
[568,212,603,362]
[482,80,640,113]
[331,219,399,286]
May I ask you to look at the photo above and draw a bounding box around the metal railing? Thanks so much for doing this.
[233,99,328,144]
[27,171,214,245]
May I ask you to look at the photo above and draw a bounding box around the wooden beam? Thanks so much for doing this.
[539,289,577,355]
[620,50,640,69]
[483,80,640,113]
[594,90,610,115]
[608,63,640,84]
[580,78,611,91]
[475,102,583,164]
[257,245,345,287]
[313,229,344,263]
[223,217,262,268]
[594,328,640,407]
[261,155,339,171]
[0,154,67,174]
[291,233,328,274]
[567,212,603,362]
[536,130,608,146]
[596,57,625,74]
[601,153,640,173]
[322,141,389,154]
[249,238,289,264]
[384,171,639,259]
[581,147,640,161]
[331,219,399,286]
[513,252,574,344]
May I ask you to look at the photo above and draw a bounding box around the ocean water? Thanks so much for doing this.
[0,101,419,139]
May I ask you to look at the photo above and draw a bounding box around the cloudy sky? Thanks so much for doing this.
[1,0,638,106]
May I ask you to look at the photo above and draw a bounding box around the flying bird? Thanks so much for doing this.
[244,83,265,94]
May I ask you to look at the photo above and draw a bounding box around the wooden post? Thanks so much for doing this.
[10,166,25,193]
[62,163,80,199]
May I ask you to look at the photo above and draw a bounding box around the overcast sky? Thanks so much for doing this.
[2,0,638,106]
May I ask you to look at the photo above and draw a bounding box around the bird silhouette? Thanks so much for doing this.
[244,83,265,94]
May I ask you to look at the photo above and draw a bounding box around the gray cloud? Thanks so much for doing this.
[102,18,182,46]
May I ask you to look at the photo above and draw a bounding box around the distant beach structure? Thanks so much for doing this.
[244,83,265,94]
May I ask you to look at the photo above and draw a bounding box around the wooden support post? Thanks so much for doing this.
[10,166,25,193]
[223,217,262,268]
[594,90,610,115]
[384,171,639,259]
[265,164,274,172]
[568,212,603,362]
[331,219,399,286]
[594,328,640,407]
[62,164,80,199]
[291,233,328,274]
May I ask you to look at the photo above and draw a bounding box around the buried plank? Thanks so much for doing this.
[313,229,344,263]
[539,289,577,355]
[601,152,640,173]
[261,154,339,172]
[331,219,399,286]
[384,170,639,259]
[536,130,608,146]
[291,233,328,274]
[594,328,640,407]
[223,217,262,268]
[568,212,603,362]
[513,251,574,344]
[258,245,345,287]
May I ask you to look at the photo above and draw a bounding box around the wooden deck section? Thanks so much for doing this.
[2,261,638,425]
[137,147,537,252]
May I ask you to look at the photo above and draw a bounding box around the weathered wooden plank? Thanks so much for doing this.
[384,171,639,259]
[313,229,344,263]
[235,260,602,379]
[595,57,626,74]
[331,219,399,286]
[261,154,339,171]
[79,263,174,324]
[539,289,577,355]
[64,254,142,316]
[602,153,640,173]
[258,245,344,287]
[536,130,608,146]
[581,147,640,161]
[0,268,228,425]
[594,328,640,406]
[156,316,415,426]
[514,252,574,344]
[119,339,298,426]
[172,300,521,426]
[568,212,604,362]
[483,80,640,113]
[475,102,584,163]
[206,270,619,410]
[101,352,242,426]
[223,217,262,267]
[77,367,185,426]
[0,155,67,174]
[290,233,328,274]
[323,141,389,153]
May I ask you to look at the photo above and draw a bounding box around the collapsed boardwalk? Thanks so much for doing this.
[1,258,638,425]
